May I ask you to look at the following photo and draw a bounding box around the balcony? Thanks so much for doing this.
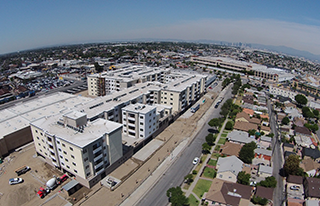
[94,153,103,162]
[94,161,104,170]
[93,146,102,154]
[127,116,136,121]
[47,141,53,147]
[128,122,135,127]
[48,148,55,154]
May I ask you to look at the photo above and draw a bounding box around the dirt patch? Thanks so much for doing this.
[7,184,37,206]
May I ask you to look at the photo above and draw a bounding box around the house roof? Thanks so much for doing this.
[295,126,312,136]
[258,165,273,174]
[283,142,294,148]
[255,148,272,157]
[255,186,274,200]
[217,155,243,175]
[236,112,261,125]
[260,114,269,120]
[260,136,272,143]
[303,147,320,159]
[206,179,252,206]
[305,177,320,198]
[227,130,255,144]
[300,157,320,172]
[243,108,254,116]
[234,121,258,132]
[284,151,297,159]
[220,142,242,157]
[261,125,271,132]
[287,175,303,184]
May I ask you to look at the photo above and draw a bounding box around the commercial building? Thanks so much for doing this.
[269,84,296,101]
[30,111,123,188]
[191,56,295,82]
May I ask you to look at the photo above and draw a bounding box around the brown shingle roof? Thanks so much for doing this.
[261,125,271,132]
[255,186,274,200]
[287,175,303,185]
[220,142,242,157]
[305,177,320,198]
[295,126,311,136]
[234,121,258,132]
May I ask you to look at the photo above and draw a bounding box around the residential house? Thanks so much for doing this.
[233,121,258,133]
[304,177,320,199]
[259,136,272,149]
[227,130,255,145]
[302,147,320,162]
[304,199,320,206]
[254,148,272,162]
[219,142,242,157]
[300,157,320,177]
[243,108,254,116]
[216,155,244,183]
[260,125,271,135]
[287,175,304,201]
[255,186,274,203]
[284,107,303,121]
[294,117,306,127]
[277,113,287,124]
[294,127,313,147]
[283,142,295,153]
[258,165,273,178]
[205,179,252,206]
[235,111,261,125]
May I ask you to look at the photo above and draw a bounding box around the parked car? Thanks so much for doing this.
[290,185,300,190]
[193,157,200,165]
[9,178,23,185]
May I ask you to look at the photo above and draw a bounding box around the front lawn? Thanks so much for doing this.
[202,167,216,179]
[218,138,227,144]
[193,179,212,198]
[214,145,220,151]
[211,153,220,159]
[188,194,199,206]
[207,159,217,166]
[221,133,228,138]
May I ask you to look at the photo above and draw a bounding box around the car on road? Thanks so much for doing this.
[290,185,300,190]
[9,178,23,185]
[193,157,200,165]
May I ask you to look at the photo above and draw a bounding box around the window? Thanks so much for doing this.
[36,130,38,133]
[140,116,143,119]
[42,139,44,143]
[37,136,39,140]
[63,151,67,155]
[60,155,63,159]
[61,162,65,166]
[86,165,89,169]
[57,140,60,144]
[140,128,143,131]
[43,146,46,149]
[84,157,88,162]
[40,132,43,136]
[71,155,75,159]
[38,143,41,146]
[40,149,42,152]
[83,149,87,153]
[66,165,70,169]
[72,162,76,166]
[65,158,69,162]
[140,122,143,125]
[58,148,62,152]
[69,147,73,151]
[62,143,65,147]
[86,172,91,177]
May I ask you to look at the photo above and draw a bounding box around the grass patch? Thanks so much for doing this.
[207,159,217,166]
[188,193,199,206]
[218,138,227,144]
[214,145,220,151]
[193,179,212,198]
[200,155,207,163]
[202,167,216,179]
[221,133,228,138]
[211,153,220,159]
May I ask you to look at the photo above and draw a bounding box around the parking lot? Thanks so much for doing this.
[0,143,77,206]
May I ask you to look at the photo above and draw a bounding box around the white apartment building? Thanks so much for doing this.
[269,84,296,100]
[122,104,158,139]
[30,111,123,188]
[87,65,170,96]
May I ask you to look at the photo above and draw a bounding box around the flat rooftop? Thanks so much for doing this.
[133,139,164,162]
[31,116,122,148]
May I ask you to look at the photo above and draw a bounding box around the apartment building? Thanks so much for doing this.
[87,65,170,96]
[30,111,123,188]
[122,104,158,139]
[269,84,296,100]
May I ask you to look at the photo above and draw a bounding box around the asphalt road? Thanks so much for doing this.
[267,98,285,206]
[137,86,232,206]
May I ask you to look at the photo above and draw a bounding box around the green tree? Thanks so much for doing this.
[302,107,314,119]
[208,118,221,129]
[184,174,194,184]
[205,133,216,146]
[251,195,268,206]
[266,133,274,138]
[313,109,319,117]
[202,143,211,154]
[166,187,189,206]
[295,94,308,106]
[283,154,303,176]
[281,116,290,125]
[257,176,277,188]
[248,129,256,136]
[238,141,257,164]
[94,62,103,73]
[225,121,234,130]
[237,171,250,185]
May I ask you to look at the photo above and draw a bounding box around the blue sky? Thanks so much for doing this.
[1,1,320,55]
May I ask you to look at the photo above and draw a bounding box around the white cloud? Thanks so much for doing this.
[121,18,320,55]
